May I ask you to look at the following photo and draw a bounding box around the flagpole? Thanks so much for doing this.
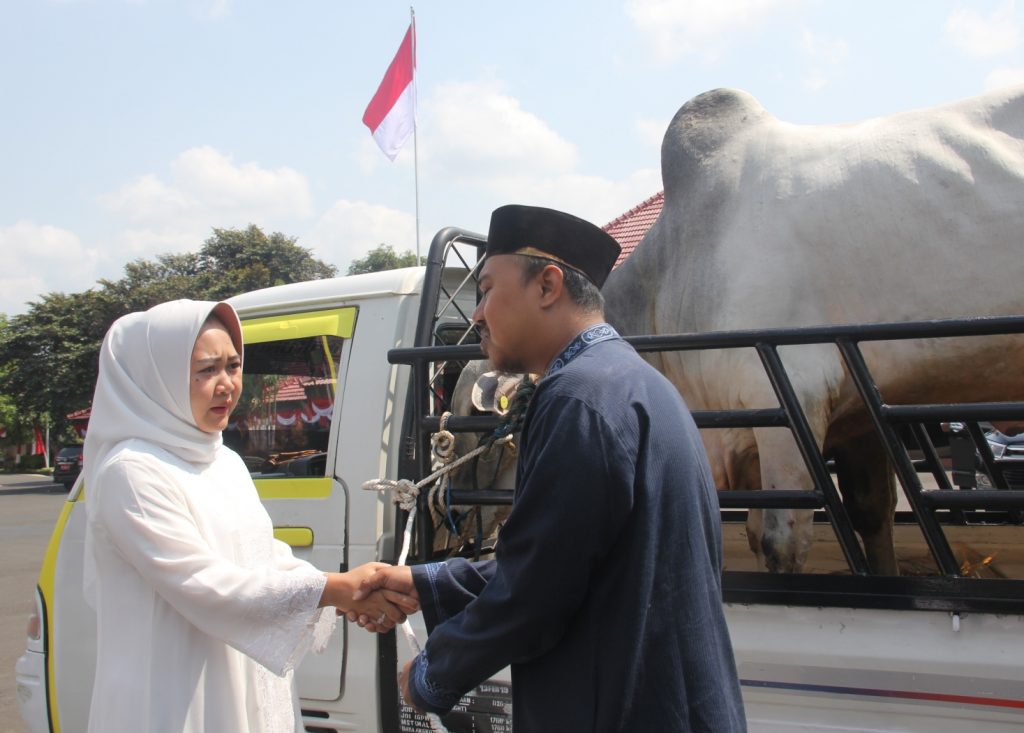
[411,6,421,262]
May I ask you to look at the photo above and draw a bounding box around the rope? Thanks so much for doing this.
[362,418,510,733]
[361,389,531,733]
[428,414,457,533]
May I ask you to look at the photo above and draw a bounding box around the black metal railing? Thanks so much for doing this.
[393,228,1024,612]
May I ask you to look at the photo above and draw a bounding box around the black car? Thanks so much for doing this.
[947,423,1024,490]
[53,444,83,490]
[979,429,1024,490]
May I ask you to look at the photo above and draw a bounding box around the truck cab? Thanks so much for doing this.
[15,258,486,732]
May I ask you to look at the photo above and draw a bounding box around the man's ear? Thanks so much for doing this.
[537,264,565,305]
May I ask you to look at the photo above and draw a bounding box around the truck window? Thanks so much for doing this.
[229,309,356,481]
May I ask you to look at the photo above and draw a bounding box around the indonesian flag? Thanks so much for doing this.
[31,426,45,456]
[362,22,416,161]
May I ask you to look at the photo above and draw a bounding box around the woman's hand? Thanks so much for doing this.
[320,563,418,634]
[350,565,420,632]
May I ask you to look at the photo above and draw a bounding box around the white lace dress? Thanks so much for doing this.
[85,439,335,733]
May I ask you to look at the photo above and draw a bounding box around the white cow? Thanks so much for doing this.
[602,86,1024,574]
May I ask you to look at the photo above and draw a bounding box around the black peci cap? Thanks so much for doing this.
[485,204,621,288]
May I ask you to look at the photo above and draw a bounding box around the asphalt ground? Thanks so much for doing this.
[0,474,68,733]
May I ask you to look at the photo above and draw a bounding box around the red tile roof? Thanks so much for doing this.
[272,376,334,402]
[602,190,664,268]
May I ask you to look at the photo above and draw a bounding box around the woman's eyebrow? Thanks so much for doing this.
[194,349,240,364]
[193,355,224,366]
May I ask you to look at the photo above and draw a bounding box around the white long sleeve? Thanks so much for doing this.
[85,440,334,733]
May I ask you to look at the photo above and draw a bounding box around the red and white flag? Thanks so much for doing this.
[362,22,416,161]
[31,426,45,456]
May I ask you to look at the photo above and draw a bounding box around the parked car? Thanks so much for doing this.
[947,422,1024,490]
[978,428,1024,490]
[52,444,83,490]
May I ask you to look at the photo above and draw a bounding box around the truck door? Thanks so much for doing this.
[234,307,355,701]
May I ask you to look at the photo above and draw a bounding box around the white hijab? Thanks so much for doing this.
[83,299,243,480]
[83,299,243,605]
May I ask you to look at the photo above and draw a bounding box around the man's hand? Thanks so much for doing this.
[354,564,417,599]
[348,565,419,632]
[322,563,418,634]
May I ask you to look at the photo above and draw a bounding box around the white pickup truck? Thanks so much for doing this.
[16,227,1024,732]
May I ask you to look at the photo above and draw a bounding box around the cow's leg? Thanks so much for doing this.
[748,427,817,573]
[831,433,898,575]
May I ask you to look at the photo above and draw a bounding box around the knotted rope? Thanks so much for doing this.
[361,414,515,733]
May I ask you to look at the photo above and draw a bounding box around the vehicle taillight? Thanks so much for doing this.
[25,588,45,652]
[26,608,41,642]
[77,454,84,466]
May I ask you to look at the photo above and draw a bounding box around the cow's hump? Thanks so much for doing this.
[661,88,771,193]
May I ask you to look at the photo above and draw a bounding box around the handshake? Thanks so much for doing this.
[323,563,418,634]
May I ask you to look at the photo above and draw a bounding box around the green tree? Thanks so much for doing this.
[0,225,336,438]
[0,314,33,448]
[347,244,423,275]
[1,289,119,440]
[194,225,336,300]
[98,252,206,312]
[0,392,21,442]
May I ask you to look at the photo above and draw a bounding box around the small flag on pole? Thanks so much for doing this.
[32,426,45,456]
[363,22,416,161]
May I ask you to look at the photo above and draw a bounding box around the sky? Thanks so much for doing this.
[3,0,1023,316]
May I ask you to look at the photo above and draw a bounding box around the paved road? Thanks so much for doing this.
[0,474,67,733]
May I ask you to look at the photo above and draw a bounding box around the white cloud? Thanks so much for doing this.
[414,79,659,229]
[424,80,578,177]
[484,168,663,227]
[985,66,1024,89]
[101,174,194,223]
[0,221,100,315]
[99,146,312,263]
[625,0,804,60]
[304,200,417,272]
[170,147,311,217]
[945,1,1020,58]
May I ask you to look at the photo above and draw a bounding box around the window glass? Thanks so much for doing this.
[225,335,344,478]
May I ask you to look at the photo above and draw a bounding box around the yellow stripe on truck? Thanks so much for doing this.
[273,527,315,547]
[255,476,333,499]
[242,307,356,344]
[40,499,76,733]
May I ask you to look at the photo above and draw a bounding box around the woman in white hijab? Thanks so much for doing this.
[82,299,414,732]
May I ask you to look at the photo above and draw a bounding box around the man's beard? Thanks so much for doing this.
[481,337,527,374]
